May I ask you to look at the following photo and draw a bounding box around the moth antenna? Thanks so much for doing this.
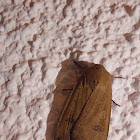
[73,61,87,69]
[112,100,120,107]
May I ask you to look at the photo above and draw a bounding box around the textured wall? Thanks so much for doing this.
[0,0,140,140]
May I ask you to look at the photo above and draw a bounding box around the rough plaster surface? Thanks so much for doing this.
[0,0,140,140]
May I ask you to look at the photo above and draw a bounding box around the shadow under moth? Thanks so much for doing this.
[55,64,112,140]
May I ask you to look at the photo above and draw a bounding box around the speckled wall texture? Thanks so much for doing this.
[0,0,140,140]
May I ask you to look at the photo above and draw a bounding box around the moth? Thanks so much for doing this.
[55,64,112,140]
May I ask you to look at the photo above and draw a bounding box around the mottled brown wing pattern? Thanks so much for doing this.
[55,64,112,140]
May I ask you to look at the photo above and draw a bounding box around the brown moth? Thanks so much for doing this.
[55,64,112,140]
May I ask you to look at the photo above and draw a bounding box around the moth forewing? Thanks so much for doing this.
[55,64,112,140]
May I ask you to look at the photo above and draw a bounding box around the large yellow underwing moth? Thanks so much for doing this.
[55,64,112,140]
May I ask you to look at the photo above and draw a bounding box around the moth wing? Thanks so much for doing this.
[55,65,112,140]
[71,76,112,140]
[55,74,93,140]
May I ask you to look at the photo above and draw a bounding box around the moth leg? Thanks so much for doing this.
[111,76,124,107]
[113,76,125,79]
[111,75,125,79]
[62,89,73,94]
[112,100,120,107]
[111,76,125,83]
[63,89,73,91]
